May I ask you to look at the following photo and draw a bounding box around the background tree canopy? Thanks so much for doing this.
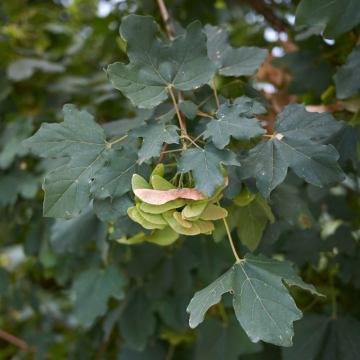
[1,0,360,359]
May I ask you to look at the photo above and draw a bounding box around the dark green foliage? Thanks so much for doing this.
[1,0,360,359]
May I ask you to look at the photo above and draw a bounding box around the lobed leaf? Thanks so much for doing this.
[203,101,266,150]
[128,119,180,163]
[205,24,268,77]
[237,103,346,200]
[178,143,240,198]
[187,253,323,347]
[106,15,220,109]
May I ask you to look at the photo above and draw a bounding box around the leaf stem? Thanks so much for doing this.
[169,87,187,136]
[212,77,220,108]
[157,143,168,164]
[196,80,243,109]
[197,110,213,119]
[184,134,202,149]
[217,200,240,262]
[161,149,183,154]
[194,131,205,143]
[187,134,207,144]
[109,134,128,146]
[165,344,175,360]
[164,163,178,167]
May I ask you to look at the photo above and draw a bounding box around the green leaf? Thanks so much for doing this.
[187,253,323,346]
[128,119,180,163]
[106,15,220,109]
[7,58,65,82]
[237,103,345,200]
[222,165,243,199]
[203,101,266,149]
[50,206,107,253]
[334,45,360,99]
[22,104,109,219]
[178,143,240,198]
[233,186,255,206]
[119,289,156,351]
[283,230,324,267]
[205,24,267,77]
[295,0,360,39]
[93,193,134,223]
[272,183,319,230]
[282,313,360,360]
[73,265,126,327]
[159,100,198,123]
[195,315,263,360]
[233,96,267,116]
[235,194,274,251]
[0,117,33,169]
[90,147,151,200]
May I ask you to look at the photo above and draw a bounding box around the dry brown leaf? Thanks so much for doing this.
[134,176,228,205]
[134,188,208,205]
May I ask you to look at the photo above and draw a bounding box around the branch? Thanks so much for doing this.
[156,0,174,40]
[157,143,168,164]
[0,329,29,350]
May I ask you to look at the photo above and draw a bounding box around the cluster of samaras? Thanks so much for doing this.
[128,164,228,236]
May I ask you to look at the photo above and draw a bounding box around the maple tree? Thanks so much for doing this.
[1,0,360,359]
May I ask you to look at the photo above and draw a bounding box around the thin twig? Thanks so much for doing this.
[217,200,240,261]
[197,110,213,119]
[156,0,174,40]
[184,134,201,149]
[157,143,168,164]
[194,131,205,143]
[212,77,220,108]
[161,148,183,154]
[187,134,207,144]
[169,88,186,133]
[0,330,28,349]
[196,80,243,109]
[109,134,128,146]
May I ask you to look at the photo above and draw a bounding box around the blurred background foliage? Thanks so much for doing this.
[1,0,360,359]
